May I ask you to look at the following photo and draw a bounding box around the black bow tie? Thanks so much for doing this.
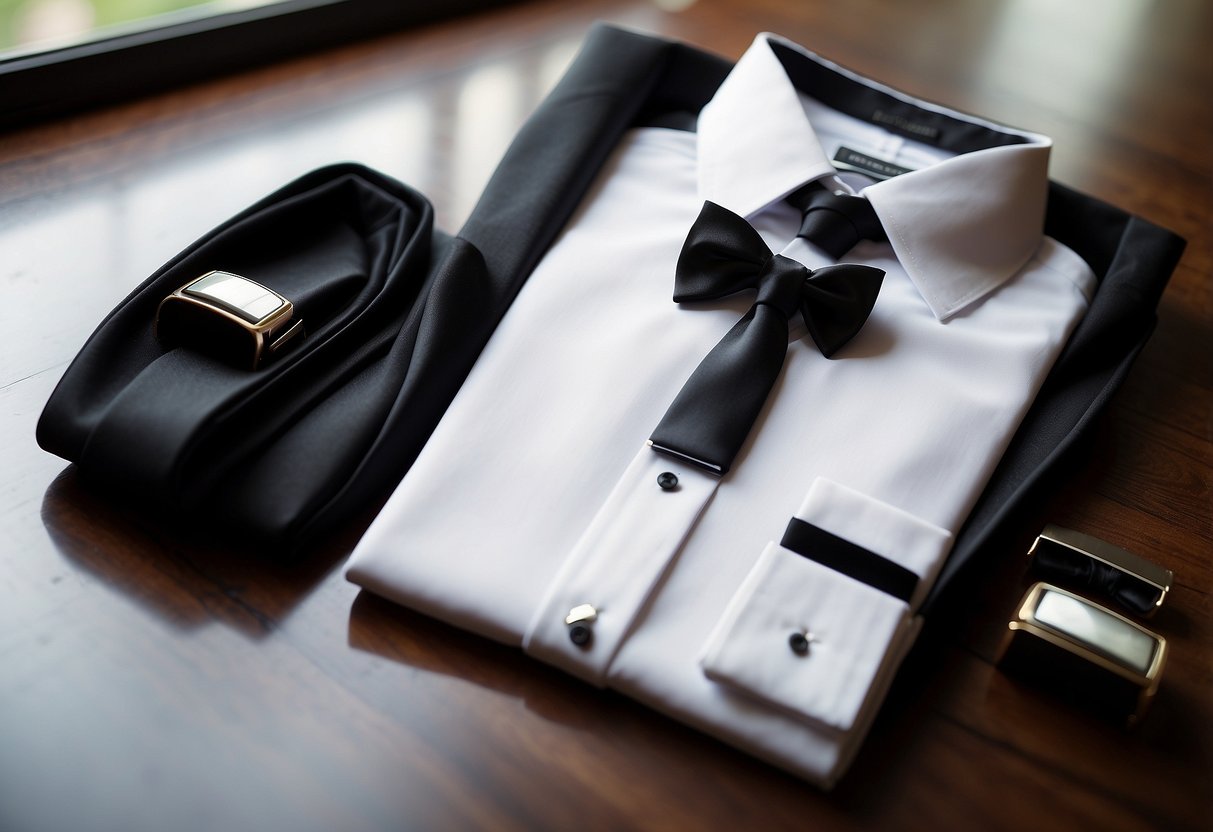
[649,200,885,475]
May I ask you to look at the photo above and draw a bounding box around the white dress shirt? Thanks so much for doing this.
[345,33,1095,786]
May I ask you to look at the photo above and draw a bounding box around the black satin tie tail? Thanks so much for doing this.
[649,302,794,475]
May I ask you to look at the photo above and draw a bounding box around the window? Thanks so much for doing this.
[0,0,515,128]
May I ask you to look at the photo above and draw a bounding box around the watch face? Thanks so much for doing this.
[184,271,286,324]
[1033,587,1158,675]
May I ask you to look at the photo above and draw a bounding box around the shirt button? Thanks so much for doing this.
[657,471,679,491]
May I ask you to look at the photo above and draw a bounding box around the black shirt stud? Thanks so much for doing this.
[789,630,817,656]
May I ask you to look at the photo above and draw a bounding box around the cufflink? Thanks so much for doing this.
[565,603,598,648]
[155,271,305,370]
[1029,525,1172,616]
[998,582,1167,726]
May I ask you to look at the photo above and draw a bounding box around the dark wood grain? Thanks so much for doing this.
[2,0,1210,829]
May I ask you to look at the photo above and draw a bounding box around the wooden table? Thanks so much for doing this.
[2,1,1209,829]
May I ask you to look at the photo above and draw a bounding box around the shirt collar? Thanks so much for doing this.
[696,34,1052,321]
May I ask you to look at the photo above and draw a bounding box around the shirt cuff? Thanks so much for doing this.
[796,477,954,610]
[699,478,952,733]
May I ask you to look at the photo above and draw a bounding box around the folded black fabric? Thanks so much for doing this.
[37,164,466,548]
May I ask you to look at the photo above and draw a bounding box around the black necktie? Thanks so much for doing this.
[787,183,889,258]
[648,200,885,475]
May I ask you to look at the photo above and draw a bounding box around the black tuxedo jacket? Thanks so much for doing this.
[38,25,1184,610]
